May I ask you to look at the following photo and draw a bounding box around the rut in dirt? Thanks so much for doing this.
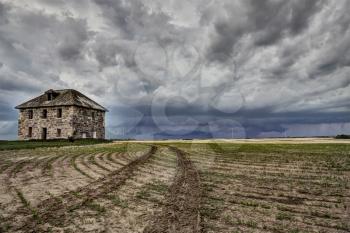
[143,146,201,233]
[15,146,158,232]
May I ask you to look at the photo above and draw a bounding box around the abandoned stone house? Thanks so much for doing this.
[15,89,108,140]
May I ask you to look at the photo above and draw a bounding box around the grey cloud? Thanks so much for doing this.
[0,0,350,139]
[58,18,89,61]
[93,38,136,69]
[251,0,322,45]
[0,101,17,120]
[0,75,40,92]
[0,2,10,25]
[94,0,172,41]
[208,0,323,61]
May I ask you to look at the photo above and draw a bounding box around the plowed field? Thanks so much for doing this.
[1,142,349,233]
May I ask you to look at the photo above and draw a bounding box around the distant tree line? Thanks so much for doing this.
[335,134,350,139]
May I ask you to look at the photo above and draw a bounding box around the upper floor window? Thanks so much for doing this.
[92,112,95,120]
[42,109,47,119]
[28,110,33,119]
[57,108,62,118]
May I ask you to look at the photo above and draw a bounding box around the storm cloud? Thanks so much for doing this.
[0,0,350,139]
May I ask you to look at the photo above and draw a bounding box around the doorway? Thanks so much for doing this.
[42,128,47,140]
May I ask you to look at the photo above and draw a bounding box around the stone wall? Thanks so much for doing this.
[71,106,105,139]
[18,106,75,140]
[18,106,105,140]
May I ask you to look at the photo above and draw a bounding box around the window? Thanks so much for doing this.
[48,93,53,101]
[57,129,61,137]
[28,110,33,119]
[28,127,32,137]
[42,128,47,140]
[92,112,95,120]
[42,109,47,119]
[57,108,62,118]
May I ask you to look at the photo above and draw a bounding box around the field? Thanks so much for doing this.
[0,140,350,232]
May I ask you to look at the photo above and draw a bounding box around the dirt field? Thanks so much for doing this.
[0,141,350,232]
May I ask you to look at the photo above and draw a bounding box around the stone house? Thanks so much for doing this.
[15,89,108,140]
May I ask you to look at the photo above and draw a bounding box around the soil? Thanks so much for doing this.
[143,147,201,233]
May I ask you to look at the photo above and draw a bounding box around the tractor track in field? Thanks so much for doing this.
[12,146,157,233]
[143,146,202,233]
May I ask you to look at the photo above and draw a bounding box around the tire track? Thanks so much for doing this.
[71,153,94,179]
[97,152,116,171]
[65,147,178,233]
[89,152,112,172]
[16,146,158,232]
[81,153,106,178]
[143,146,201,233]
[41,154,66,176]
[106,152,126,167]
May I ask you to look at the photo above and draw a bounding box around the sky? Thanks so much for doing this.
[0,0,350,140]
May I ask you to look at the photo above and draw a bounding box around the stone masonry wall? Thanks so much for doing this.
[18,106,105,140]
[18,106,75,140]
[71,106,105,139]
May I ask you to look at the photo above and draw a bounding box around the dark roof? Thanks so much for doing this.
[15,89,108,112]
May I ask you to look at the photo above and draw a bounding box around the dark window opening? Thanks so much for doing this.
[42,128,47,140]
[57,108,62,118]
[92,112,95,120]
[46,89,58,101]
[42,109,47,119]
[28,110,33,119]
[28,127,32,137]
[57,129,61,137]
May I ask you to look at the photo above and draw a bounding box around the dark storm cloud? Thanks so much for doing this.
[0,101,16,120]
[0,74,40,92]
[208,0,323,61]
[0,0,350,139]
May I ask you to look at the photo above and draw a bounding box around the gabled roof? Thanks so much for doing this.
[15,89,108,112]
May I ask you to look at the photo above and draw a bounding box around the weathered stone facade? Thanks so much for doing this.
[18,106,105,140]
[71,106,105,139]
[16,89,107,140]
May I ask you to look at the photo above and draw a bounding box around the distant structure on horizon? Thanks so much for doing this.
[15,89,108,140]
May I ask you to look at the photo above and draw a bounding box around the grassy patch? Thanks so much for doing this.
[15,188,40,221]
[0,139,112,151]
[136,189,151,200]
[107,194,129,208]
[276,211,293,221]
[85,202,106,213]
